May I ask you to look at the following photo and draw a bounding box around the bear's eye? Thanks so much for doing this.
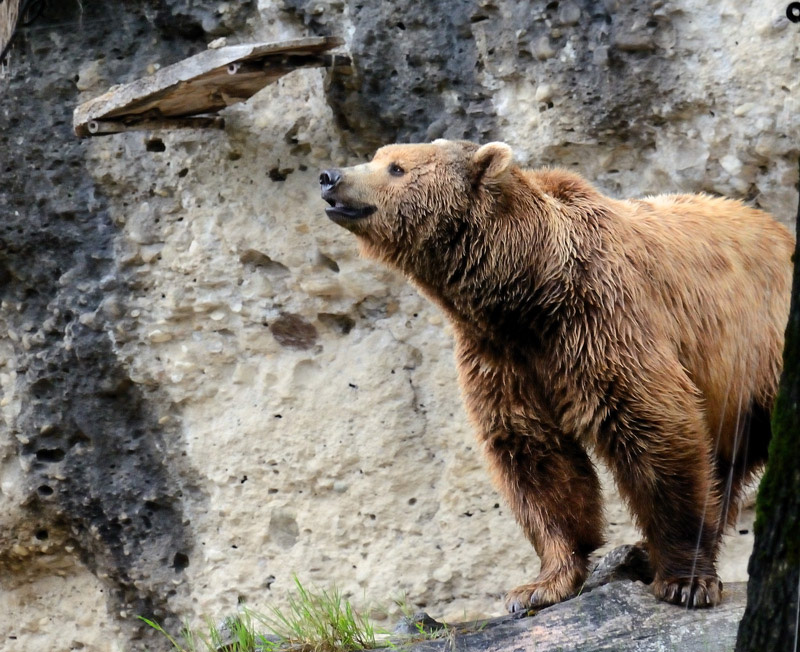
[388,163,405,177]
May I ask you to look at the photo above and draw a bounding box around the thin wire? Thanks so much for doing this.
[794,568,800,652]
[687,369,736,609]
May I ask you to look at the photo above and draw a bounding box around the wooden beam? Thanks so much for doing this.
[73,36,348,138]
[86,116,226,136]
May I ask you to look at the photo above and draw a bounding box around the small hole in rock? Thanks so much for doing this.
[268,167,293,182]
[146,138,166,153]
[317,253,340,273]
[35,529,49,541]
[36,448,65,463]
[318,313,355,335]
[68,431,91,448]
[172,552,190,572]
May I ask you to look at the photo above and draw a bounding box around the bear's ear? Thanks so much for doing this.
[472,142,513,183]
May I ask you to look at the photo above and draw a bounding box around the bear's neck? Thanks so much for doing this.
[406,174,613,345]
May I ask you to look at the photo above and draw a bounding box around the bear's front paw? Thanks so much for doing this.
[652,575,723,608]
[503,580,575,613]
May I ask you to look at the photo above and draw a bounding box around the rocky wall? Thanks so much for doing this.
[0,1,797,650]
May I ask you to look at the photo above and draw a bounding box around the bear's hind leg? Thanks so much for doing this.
[600,365,723,608]
[484,431,605,612]
[715,401,772,529]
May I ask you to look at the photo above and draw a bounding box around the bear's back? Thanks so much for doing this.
[616,193,793,450]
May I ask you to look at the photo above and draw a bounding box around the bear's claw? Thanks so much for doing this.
[503,581,573,613]
[653,575,723,608]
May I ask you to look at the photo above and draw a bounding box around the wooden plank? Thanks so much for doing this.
[1,0,21,63]
[73,36,346,137]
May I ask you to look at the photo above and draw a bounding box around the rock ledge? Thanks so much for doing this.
[397,546,745,652]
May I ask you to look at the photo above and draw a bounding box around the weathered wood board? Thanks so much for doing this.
[73,36,347,137]
[1,0,22,63]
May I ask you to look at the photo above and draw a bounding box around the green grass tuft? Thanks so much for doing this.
[141,576,377,652]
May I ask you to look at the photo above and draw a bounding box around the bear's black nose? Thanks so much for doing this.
[319,169,342,191]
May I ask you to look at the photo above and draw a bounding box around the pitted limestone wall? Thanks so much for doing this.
[0,1,797,650]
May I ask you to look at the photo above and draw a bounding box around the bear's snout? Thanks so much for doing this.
[319,169,342,195]
[319,167,376,227]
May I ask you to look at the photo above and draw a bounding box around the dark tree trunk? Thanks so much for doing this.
[736,159,800,651]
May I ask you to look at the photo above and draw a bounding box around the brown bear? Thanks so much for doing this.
[318,140,793,611]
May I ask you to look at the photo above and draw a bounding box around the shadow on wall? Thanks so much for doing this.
[0,0,252,639]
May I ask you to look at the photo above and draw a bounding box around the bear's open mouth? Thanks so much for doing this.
[324,199,376,223]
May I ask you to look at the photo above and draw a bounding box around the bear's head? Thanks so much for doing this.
[319,140,515,272]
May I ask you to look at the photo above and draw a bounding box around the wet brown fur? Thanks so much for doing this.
[321,140,794,610]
